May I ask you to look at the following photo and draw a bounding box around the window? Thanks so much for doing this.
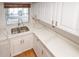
[6,8,29,24]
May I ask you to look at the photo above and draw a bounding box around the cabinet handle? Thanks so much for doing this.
[20,40,22,44]
[42,50,43,55]
[23,40,24,43]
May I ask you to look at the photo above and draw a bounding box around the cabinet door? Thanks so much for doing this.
[10,33,34,56]
[21,34,34,51]
[33,37,43,57]
[33,39,41,57]
[33,36,38,56]
[38,40,53,57]
[0,40,10,57]
[37,41,53,57]
[10,37,23,56]
[33,36,53,57]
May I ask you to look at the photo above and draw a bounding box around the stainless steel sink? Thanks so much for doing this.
[11,26,29,34]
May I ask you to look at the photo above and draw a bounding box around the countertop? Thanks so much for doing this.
[7,22,79,57]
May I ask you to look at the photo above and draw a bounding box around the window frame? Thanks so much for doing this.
[5,8,30,25]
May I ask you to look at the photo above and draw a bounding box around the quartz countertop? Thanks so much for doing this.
[8,22,79,57]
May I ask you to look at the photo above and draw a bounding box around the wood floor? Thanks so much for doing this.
[15,49,37,57]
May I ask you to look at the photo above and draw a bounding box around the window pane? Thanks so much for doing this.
[7,18,18,24]
[8,8,18,15]
[6,8,29,24]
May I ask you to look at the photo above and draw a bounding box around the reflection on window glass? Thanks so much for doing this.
[6,8,29,24]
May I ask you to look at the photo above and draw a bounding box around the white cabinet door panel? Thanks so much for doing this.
[10,33,34,56]
[10,37,22,56]
[0,40,10,57]
[21,34,34,51]
[33,38,42,57]
[33,35,53,57]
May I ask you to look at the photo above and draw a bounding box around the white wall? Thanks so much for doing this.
[31,2,56,25]
[0,3,6,30]
[76,15,79,34]
[76,3,79,34]
[31,2,79,35]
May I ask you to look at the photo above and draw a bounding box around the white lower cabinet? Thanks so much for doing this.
[33,35,53,57]
[10,37,23,56]
[10,33,34,56]
[0,40,10,57]
[33,38,43,57]
[10,33,53,57]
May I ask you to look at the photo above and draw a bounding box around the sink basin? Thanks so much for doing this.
[11,26,29,34]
